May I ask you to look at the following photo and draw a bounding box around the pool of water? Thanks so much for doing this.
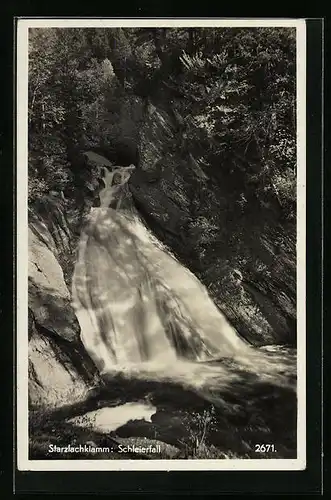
[67,401,157,434]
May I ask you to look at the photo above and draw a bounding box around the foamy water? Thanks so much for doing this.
[100,347,296,393]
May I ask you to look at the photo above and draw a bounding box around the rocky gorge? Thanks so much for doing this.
[26,27,297,460]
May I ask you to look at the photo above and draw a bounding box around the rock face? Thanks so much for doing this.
[28,227,79,342]
[29,196,77,286]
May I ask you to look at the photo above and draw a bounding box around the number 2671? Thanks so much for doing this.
[254,444,276,453]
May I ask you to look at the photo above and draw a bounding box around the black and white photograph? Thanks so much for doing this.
[16,18,306,471]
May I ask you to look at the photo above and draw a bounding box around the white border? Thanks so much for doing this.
[16,18,306,472]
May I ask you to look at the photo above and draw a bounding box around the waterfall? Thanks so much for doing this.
[71,163,252,377]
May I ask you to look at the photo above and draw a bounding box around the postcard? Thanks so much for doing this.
[16,17,306,472]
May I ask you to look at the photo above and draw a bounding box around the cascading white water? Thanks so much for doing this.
[71,163,254,377]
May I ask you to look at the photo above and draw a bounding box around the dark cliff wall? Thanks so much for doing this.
[128,101,296,346]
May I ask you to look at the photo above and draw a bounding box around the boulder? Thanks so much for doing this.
[28,329,90,410]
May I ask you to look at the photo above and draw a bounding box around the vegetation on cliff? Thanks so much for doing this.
[29,27,296,207]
